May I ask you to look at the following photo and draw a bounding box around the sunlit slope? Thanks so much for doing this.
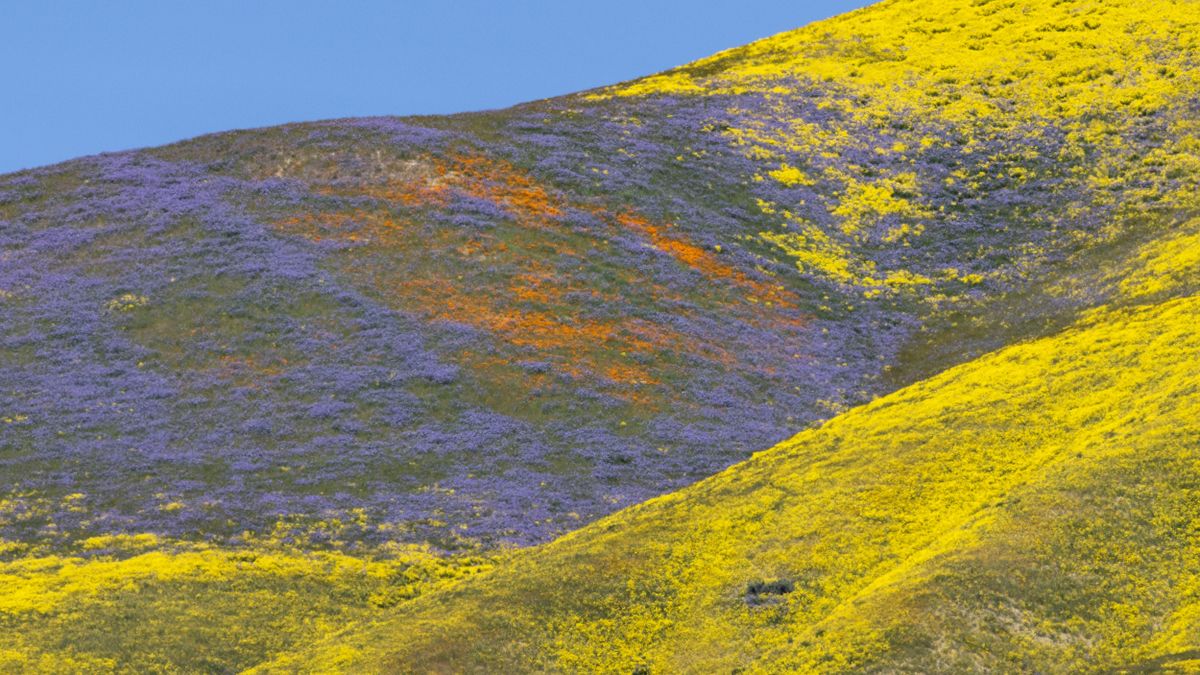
[594,0,1200,311]
[277,291,1200,672]
[603,0,1200,119]
[0,541,491,673]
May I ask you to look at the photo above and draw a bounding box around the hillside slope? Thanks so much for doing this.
[272,286,1200,673]
[3,0,1197,555]
[3,0,1200,670]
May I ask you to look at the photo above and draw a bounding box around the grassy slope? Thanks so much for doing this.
[4,0,1200,671]
[242,2,1200,670]
[271,278,1200,672]
[0,540,494,673]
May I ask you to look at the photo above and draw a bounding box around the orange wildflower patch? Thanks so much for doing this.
[443,153,565,224]
[614,212,800,310]
[274,208,406,245]
[296,152,568,233]
[268,148,792,401]
[393,277,668,390]
[510,269,560,305]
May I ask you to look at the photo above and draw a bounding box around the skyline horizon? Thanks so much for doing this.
[0,1,872,173]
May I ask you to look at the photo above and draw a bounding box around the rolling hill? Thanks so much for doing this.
[271,258,1200,673]
[2,0,1199,670]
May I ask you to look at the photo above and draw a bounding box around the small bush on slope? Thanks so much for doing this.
[266,292,1200,672]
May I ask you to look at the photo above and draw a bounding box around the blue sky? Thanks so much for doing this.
[1,1,872,173]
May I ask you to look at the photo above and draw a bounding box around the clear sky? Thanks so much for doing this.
[0,1,873,173]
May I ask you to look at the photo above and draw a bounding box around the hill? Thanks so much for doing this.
[273,263,1200,673]
[2,0,1200,670]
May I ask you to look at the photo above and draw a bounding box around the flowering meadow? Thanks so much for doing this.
[3,0,1200,670]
